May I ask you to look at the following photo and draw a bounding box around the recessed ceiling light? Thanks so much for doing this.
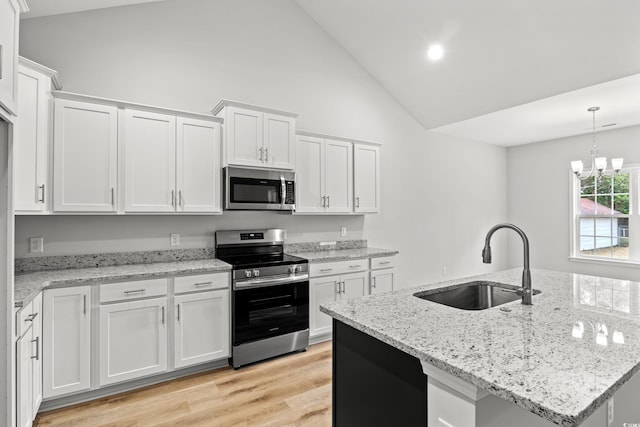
[426,44,444,61]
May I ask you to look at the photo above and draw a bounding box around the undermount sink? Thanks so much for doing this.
[413,281,541,310]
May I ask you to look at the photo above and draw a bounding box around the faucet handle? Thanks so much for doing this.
[501,287,524,296]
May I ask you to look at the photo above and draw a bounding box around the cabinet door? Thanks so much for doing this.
[15,67,49,212]
[310,276,339,337]
[53,98,118,212]
[174,290,229,369]
[324,139,353,213]
[176,117,221,213]
[31,292,43,416]
[226,106,263,167]
[371,269,395,295]
[99,298,168,385]
[354,144,380,213]
[295,135,325,213]
[0,0,21,115]
[263,113,295,169]
[123,109,176,212]
[341,271,368,299]
[43,286,91,398]
[16,330,33,427]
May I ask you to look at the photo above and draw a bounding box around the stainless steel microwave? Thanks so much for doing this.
[224,166,295,211]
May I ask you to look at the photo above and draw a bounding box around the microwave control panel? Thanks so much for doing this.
[285,181,295,204]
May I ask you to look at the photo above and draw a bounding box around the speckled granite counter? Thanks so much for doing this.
[15,258,231,308]
[321,268,640,427]
[290,247,398,262]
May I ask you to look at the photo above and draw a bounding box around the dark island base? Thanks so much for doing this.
[332,320,427,426]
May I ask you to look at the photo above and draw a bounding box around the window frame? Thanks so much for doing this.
[569,165,639,266]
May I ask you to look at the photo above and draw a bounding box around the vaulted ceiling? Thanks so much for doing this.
[22,0,640,145]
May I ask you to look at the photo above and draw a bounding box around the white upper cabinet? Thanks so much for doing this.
[15,58,61,213]
[212,100,297,170]
[123,109,177,212]
[176,117,221,213]
[353,143,380,213]
[295,133,352,214]
[0,0,27,116]
[53,97,118,212]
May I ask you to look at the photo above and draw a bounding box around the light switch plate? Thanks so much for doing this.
[170,234,180,247]
[29,237,44,253]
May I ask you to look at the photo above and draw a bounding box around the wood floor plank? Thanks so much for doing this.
[34,341,332,426]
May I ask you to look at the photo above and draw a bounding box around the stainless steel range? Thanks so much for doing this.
[215,229,309,368]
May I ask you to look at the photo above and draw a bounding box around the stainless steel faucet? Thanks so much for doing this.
[482,223,532,305]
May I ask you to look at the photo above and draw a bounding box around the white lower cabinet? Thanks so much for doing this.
[43,286,91,399]
[309,268,368,338]
[16,292,42,427]
[370,255,397,295]
[174,289,230,369]
[99,297,168,386]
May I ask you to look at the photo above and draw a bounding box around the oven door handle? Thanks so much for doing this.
[234,273,309,290]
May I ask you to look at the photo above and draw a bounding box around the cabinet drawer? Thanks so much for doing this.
[100,278,168,303]
[371,256,396,270]
[16,300,34,338]
[310,259,368,277]
[174,272,230,294]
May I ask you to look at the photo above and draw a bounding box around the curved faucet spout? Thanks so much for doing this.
[482,223,532,305]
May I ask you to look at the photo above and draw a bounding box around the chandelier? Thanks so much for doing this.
[570,106,623,180]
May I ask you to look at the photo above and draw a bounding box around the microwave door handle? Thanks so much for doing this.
[280,175,286,209]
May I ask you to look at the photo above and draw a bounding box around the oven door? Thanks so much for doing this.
[233,279,309,346]
[224,166,295,210]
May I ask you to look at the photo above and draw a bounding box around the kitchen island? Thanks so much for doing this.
[321,269,640,427]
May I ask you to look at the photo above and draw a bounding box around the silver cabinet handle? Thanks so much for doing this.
[25,313,38,322]
[320,268,333,273]
[356,197,360,208]
[38,185,45,203]
[259,147,264,162]
[161,306,165,325]
[177,304,181,322]
[326,195,330,208]
[171,190,175,207]
[336,281,341,294]
[83,295,87,315]
[349,265,361,269]
[340,281,345,293]
[265,147,269,161]
[194,281,213,287]
[124,289,146,295]
[379,261,391,265]
[321,196,326,208]
[372,277,376,289]
[31,336,40,360]
[179,190,183,207]
[111,188,115,206]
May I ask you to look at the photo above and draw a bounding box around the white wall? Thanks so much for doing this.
[507,124,640,281]
[17,0,508,287]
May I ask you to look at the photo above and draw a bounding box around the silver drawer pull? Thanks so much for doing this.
[379,261,391,265]
[31,337,40,360]
[320,268,333,272]
[349,265,362,268]
[194,281,213,287]
[124,289,146,295]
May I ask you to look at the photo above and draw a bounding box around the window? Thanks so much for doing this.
[572,167,639,263]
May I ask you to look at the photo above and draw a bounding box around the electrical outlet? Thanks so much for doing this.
[29,237,44,253]
[170,234,180,247]
[607,398,614,426]
[340,226,347,237]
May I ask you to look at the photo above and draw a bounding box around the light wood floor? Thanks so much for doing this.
[34,341,332,426]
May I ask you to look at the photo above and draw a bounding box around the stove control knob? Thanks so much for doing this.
[244,270,252,278]
[289,265,299,275]
[253,269,260,277]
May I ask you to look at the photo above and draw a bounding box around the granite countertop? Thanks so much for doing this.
[290,247,398,262]
[320,268,640,427]
[15,258,232,308]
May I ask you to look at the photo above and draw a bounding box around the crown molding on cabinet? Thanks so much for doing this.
[19,56,62,90]
[296,129,381,146]
[52,91,223,123]
[211,99,298,118]
[17,0,28,12]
